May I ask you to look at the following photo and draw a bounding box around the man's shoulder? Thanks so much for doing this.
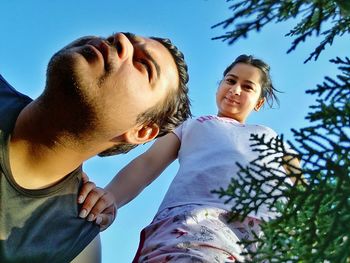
[0,74,32,102]
[0,74,32,133]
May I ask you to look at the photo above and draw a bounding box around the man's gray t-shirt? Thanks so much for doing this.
[0,74,99,262]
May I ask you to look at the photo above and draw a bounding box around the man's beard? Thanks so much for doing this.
[98,143,137,157]
[43,53,101,138]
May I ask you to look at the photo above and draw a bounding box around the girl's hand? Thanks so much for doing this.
[78,173,117,231]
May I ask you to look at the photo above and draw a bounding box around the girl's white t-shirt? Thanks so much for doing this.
[157,115,294,220]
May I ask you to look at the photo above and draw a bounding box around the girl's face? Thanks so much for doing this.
[216,63,265,123]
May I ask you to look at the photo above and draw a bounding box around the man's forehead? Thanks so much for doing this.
[132,36,175,74]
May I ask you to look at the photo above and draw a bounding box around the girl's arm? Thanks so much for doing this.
[107,132,180,208]
[78,132,181,229]
[283,154,302,184]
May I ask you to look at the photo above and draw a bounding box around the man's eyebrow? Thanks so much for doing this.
[124,32,161,80]
[226,73,257,86]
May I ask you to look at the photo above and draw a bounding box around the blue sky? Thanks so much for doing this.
[1,1,348,262]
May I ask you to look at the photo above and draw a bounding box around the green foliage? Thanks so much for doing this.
[213,58,350,262]
[212,0,350,62]
[213,2,350,261]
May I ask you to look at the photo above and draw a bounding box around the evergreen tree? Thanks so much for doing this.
[212,1,350,262]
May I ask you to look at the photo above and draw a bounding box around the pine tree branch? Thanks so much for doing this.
[213,0,350,62]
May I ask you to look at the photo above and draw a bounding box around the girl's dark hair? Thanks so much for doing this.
[223,54,280,107]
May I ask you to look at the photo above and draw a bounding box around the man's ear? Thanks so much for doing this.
[254,98,265,111]
[119,123,160,145]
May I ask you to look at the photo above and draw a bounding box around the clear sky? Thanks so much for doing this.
[1,1,348,262]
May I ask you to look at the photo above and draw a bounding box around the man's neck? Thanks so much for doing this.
[8,101,110,189]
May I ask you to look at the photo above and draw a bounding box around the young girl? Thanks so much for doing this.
[79,55,298,262]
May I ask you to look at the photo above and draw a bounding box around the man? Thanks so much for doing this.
[0,32,191,262]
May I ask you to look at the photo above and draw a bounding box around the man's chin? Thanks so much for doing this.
[47,51,77,78]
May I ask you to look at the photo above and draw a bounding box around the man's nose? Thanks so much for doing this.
[109,32,134,61]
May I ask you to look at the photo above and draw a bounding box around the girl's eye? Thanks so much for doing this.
[243,85,253,91]
[225,78,236,84]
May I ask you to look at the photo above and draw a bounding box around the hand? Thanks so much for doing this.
[78,173,117,231]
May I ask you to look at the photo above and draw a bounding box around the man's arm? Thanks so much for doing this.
[78,132,181,228]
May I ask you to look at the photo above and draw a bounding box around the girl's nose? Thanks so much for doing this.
[229,85,241,95]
